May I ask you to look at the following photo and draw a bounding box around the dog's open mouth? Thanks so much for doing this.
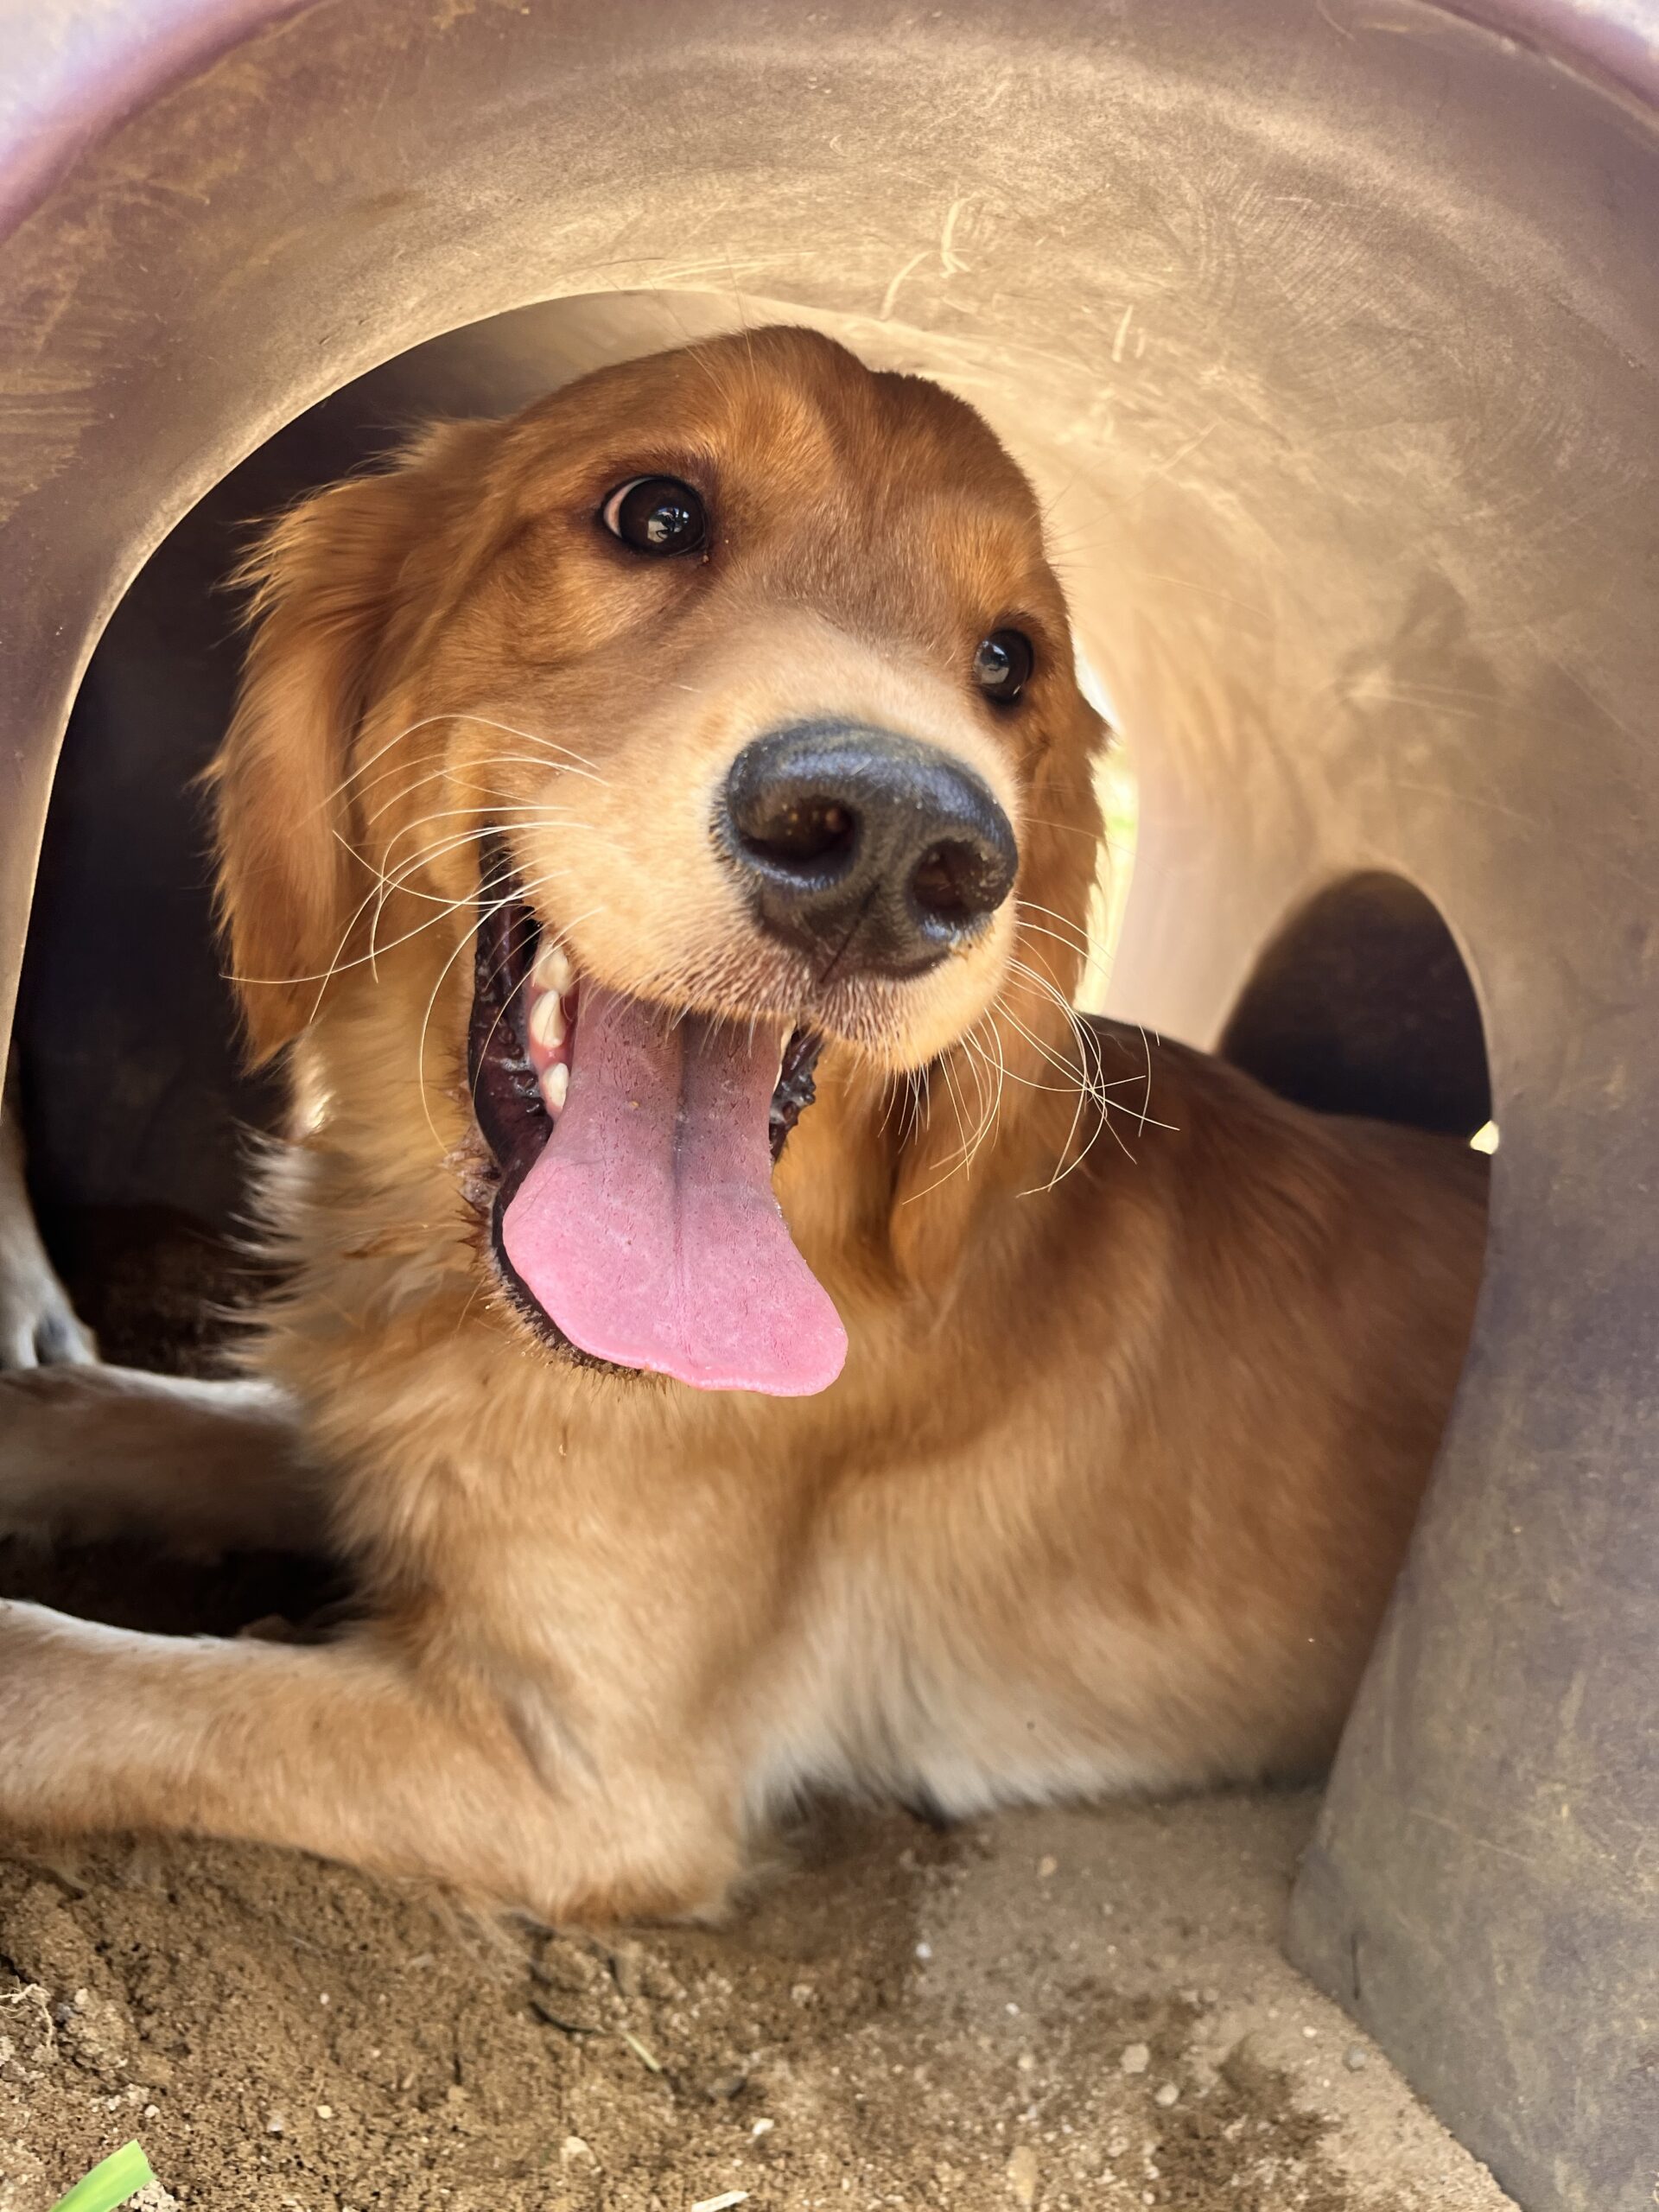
[467,845,846,1395]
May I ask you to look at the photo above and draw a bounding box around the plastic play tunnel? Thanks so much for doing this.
[1,6,1654,2207]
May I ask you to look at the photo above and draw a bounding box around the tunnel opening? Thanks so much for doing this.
[1218,871,1491,1144]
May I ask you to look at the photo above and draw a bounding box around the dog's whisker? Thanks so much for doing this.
[951,1024,1007,1179]
[372,805,601,874]
[1015,898,1115,973]
[1003,975,1174,1143]
[365,830,547,963]
[1015,913,1117,995]
[945,1038,992,1176]
[1046,1015,1120,1188]
[360,760,606,827]
[1021,812,1120,848]
[348,808,622,978]
[415,882,605,1152]
[994,979,1101,1097]
[451,715,608,781]
[309,710,485,816]
[989,986,1138,1177]
[900,1016,1013,1200]
[231,825,583,997]
[403,714,608,781]
[303,711,613,839]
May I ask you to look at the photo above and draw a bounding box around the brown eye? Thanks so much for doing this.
[973,628,1034,704]
[600,475,707,556]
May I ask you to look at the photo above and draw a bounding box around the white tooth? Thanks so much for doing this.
[529,991,568,1052]
[532,941,574,996]
[543,1062,570,1113]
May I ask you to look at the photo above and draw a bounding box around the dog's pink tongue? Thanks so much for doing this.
[500,986,846,1395]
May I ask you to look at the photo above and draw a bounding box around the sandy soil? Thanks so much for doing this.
[0,1224,1516,2212]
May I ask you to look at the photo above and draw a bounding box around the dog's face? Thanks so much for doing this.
[215,329,1105,1395]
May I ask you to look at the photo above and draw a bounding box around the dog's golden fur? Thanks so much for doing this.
[0,330,1486,1922]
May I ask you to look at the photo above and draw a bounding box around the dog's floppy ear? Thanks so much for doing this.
[208,415,508,1065]
[209,465,430,1063]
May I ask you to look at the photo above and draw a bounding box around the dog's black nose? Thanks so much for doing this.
[721,721,1018,976]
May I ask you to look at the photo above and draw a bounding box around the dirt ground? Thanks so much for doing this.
[0,1223,1516,2212]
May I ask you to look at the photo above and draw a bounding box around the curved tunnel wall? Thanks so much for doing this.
[1,7,1655,2208]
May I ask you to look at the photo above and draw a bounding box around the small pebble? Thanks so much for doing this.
[1120,2041,1151,2075]
[609,1939,644,1999]
[914,1942,932,1961]
[1344,2044,1370,2071]
[1005,2143,1039,2205]
[1154,2082,1179,2107]
[264,2113,286,2136]
[1037,1856,1058,1879]
[315,2105,333,2120]
[752,2117,774,2138]
[1303,2025,1318,2040]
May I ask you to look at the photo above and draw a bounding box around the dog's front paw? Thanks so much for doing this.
[0,1249,97,1371]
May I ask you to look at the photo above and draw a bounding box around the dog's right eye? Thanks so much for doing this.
[600,476,708,556]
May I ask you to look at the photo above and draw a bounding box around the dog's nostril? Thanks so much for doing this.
[722,721,1017,976]
[738,793,859,875]
[909,837,1005,925]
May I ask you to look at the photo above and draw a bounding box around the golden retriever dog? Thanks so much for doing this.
[0,329,1486,1923]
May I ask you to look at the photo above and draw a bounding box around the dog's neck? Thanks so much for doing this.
[777,994,1102,1310]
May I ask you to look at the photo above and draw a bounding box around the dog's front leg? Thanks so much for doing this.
[0,1599,741,1922]
[0,1363,321,1555]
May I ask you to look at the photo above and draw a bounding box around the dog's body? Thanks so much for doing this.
[0,331,1485,1922]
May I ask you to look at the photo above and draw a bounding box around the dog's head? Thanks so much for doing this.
[213,328,1106,1395]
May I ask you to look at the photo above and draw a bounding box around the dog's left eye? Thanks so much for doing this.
[600,476,708,556]
[973,629,1034,704]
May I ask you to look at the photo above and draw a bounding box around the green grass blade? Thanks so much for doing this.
[48,2141,156,2212]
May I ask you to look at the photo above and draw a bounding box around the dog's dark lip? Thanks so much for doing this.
[466,836,823,1368]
